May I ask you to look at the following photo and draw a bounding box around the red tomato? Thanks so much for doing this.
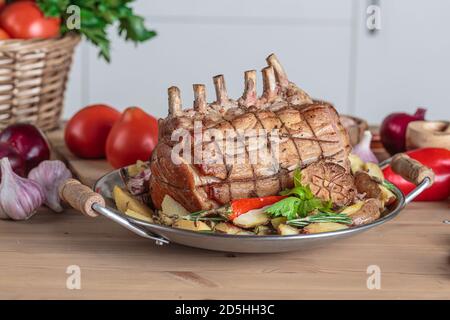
[106,107,158,169]
[65,104,121,159]
[0,1,60,39]
[0,28,9,40]
[0,0,6,11]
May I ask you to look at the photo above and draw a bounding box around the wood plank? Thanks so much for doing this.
[0,129,447,299]
[0,202,448,299]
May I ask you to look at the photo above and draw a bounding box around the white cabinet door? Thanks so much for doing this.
[354,0,450,123]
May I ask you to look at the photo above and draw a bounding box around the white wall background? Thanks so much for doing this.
[63,0,450,124]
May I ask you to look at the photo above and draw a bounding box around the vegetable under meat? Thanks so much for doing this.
[112,153,396,236]
[277,224,300,235]
[233,208,270,229]
[229,196,286,220]
[303,222,349,234]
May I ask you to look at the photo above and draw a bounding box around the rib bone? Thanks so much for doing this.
[213,75,228,104]
[262,66,277,101]
[266,53,288,87]
[242,70,257,107]
[168,86,182,116]
[193,84,207,112]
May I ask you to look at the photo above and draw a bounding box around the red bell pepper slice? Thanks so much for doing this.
[229,195,287,220]
[383,147,450,201]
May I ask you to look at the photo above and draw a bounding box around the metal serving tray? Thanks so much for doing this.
[90,157,431,253]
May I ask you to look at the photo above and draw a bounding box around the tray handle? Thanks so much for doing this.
[59,179,103,217]
[59,179,169,245]
[381,153,434,204]
[390,153,435,185]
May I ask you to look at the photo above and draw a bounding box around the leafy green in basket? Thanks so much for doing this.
[37,0,156,62]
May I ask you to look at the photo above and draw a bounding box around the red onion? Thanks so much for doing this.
[380,108,426,155]
[0,124,50,173]
[0,142,26,179]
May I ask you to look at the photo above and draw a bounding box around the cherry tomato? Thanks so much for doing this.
[65,104,120,159]
[0,1,60,39]
[106,107,158,169]
[0,28,10,40]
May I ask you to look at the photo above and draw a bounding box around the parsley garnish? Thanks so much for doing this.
[266,169,334,220]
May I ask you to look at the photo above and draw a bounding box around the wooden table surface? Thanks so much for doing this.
[0,130,448,300]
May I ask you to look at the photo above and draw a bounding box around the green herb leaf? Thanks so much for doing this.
[267,168,335,220]
[119,15,157,42]
[266,197,301,220]
[37,0,70,17]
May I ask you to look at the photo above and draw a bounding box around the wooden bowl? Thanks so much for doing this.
[406,120,450,150]
[340,115,369,146]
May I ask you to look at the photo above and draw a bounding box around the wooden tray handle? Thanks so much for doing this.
[59,179,105,217]
[391,153,435,185]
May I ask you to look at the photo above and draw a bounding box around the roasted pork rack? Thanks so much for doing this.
[150,54,352,212]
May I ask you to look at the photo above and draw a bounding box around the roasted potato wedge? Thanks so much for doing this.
[255,225,273,235]
[350,198,381,226]
[236,230,255,235]
[271,217,287,229]
[161,195,190,217]
[233,210,270,229]
[173,219,211,232]
[303,222,348,234]
[125,209,153,223]
[277,224,300,235]
[379,184,396,206]
[113,186,154,217]
[349,154,365,174]
[340,201,364,216]
[364,162,384,182]
[214,222,243,235]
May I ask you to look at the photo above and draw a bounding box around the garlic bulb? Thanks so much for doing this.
[0,157,45,220]
[28,160,72,212]
[352,131,379,164]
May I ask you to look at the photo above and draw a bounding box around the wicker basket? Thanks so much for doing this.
[0,34,80,131]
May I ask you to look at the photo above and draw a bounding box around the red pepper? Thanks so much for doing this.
[383,148,450,201]
[229,195,287,220]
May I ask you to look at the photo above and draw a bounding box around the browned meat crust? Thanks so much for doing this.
[150,54,352,212]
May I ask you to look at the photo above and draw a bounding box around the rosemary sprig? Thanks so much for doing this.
[287,212,352,227]
[182,210,227,222]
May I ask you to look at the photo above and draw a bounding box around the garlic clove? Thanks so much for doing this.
[28,160,72,212]
[0,157,45,220]
[352,130,379,164]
